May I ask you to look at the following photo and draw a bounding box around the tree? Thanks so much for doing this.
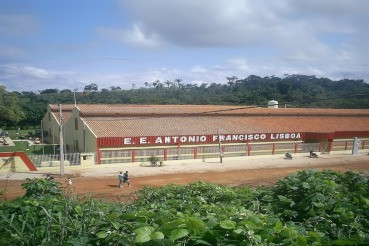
[174,78,182,88]
[226,76,238,86]
[40,88,59,94]
[84,83,98,92]
[164,80,172,87]
[0,86,26,127]
[60,89,72,93]
[19,102,45,128]
[110,86,122,91]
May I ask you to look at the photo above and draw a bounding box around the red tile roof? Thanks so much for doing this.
[83,114,369,138]
[46,104,369,137]
[49,104,75,124]
[76,104,369,117]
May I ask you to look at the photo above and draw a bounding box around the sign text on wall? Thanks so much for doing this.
[121,132,302,146]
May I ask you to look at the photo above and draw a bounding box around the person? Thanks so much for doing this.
[123,171,132,187]
[118,171,124,188]
[46,174,54,180]
[309,150,313,157]
[67,177,75,188]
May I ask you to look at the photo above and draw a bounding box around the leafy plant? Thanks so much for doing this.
[1,170,369,245]
[148,155,160,166]
[21,178,62,198]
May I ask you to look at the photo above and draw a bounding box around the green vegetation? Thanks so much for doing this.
[0,141,55,155]
[1,75,369,129]
[0,129,55,154]
[148,155,160,166]
[0,86,26,127]
[22,178,62,198]
[1,170,369,245]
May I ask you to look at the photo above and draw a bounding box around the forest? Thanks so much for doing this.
[1,74,369,128]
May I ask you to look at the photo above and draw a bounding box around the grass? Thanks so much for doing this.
[0,141,55,155]
[0,129,56,155]
[7,129,37,139]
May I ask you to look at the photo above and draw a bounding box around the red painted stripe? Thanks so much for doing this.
[0,152,37,171]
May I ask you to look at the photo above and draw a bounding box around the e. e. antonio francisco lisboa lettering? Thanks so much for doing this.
[122,132,302,146]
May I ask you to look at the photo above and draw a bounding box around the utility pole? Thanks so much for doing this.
[59,104,64,176]
[218,129,223,163]
[41,120,44,155]
[73,92,77,106]
[83,123,86,152]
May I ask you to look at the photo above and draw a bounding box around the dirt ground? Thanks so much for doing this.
[1,153,369,203]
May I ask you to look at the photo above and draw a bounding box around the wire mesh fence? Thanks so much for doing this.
[98,141,334,164]
[29,153,81,167]
[26,139,362,166]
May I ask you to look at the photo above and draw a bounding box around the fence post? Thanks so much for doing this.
[362,140,365,150]
[345,141,348,151]
[294,143,298,153]
[164,148,167,161]
[272,144,275,155]
[328,141,333,152]
[97,147,101,164]
[131,150,135,163]
[194,147,197,159]
[319,142,322,152]
[177,144,180,159]
[247,145,251,156]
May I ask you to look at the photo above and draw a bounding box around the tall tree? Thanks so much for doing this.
[40,88,59,94]
[84,83,98,92]
[174,78,182,88]
[0,86,26,127]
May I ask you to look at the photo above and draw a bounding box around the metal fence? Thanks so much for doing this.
[29,153,81,167]
[98,141,326,164]
[26,139,368,166]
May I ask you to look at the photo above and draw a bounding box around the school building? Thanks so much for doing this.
[41,104,369,164]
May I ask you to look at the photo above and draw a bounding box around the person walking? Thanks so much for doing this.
[123,171,132,187]
[118,171,124,188]
[67,177,75,188]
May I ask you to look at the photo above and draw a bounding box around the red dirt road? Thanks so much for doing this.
[1,160,369,202]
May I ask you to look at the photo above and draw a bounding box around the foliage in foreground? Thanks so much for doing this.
[0,170,369,245]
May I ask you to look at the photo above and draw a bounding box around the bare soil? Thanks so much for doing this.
[1,157,369,203]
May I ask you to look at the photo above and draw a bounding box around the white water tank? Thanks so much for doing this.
[268,100,278,108]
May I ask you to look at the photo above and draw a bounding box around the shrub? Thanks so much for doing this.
[21,178,62,198]
[148,155,160,166]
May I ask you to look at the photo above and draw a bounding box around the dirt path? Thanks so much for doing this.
[2,159,369,202]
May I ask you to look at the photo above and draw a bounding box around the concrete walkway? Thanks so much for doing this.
[0,137,15,147]
[1,149,368,180]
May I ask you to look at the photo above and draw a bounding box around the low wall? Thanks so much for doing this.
[0,152,37,173]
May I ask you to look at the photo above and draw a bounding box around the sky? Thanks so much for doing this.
[0,0,368,92]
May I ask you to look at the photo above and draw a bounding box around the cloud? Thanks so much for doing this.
[117,0,368,64]
[97,24,163,48]
[191,65,207,73]
[94,1,369,85]
[0,65,84,91]
[0,45,24,58]
[118,0,367,47]
[0,14,39,36]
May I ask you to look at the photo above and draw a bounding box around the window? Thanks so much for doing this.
[75,140,79,152]
[83,156,87,160]
[75,118,78,130]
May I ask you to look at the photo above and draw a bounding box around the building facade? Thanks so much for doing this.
[43,104,369,164]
